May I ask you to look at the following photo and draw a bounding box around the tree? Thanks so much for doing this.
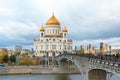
[2,55,8,63]
[0,52,7,63]
[20,55,32,65]
[9,55,16,63]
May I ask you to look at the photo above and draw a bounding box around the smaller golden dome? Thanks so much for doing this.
[62,26,68,32]
[40,26,45,32]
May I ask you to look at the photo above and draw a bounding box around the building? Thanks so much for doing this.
[81,44,95,54]
[103,44,108,53]
[8,49,14,56]
[34,13,73,57]
[20,49,33,57]
[15,46,22,54]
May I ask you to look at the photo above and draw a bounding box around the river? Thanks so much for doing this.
[0,74,120,80]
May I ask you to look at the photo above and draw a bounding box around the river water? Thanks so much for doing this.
[0,74,120,80]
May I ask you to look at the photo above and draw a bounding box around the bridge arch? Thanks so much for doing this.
[88,69,107,80]
[54,55,87,73]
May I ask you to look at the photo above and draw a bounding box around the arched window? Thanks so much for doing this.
[41,33,43,37]
[64,33,66,38]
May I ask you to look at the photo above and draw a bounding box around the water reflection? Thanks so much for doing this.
[0,73,119,80]
[89,69,106,80]
[56,74,69,80]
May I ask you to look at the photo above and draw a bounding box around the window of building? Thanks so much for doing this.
[53,39,55,41]
[64,33,66,38]
[64,40,66,42]
[41,33,43,37]
[41,40,43,43]
[60,40,61,42]
[46,39,49,42]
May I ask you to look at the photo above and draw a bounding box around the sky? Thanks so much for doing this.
[0,0,120,49]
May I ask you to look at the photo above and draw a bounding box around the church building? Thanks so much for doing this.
[34,13,73,57]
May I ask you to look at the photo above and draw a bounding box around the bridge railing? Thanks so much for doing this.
[55,53,120,70]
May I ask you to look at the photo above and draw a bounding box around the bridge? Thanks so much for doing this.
[54,53,120,80]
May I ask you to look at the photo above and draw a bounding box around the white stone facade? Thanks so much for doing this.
[34,14,73,57]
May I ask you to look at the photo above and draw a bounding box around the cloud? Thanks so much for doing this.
[0,0,120,49]
[0,21,39,48]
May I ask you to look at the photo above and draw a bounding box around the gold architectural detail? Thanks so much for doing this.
[40,26,45,32]
[46,13,60,25]
[62,26,68,32]
[60,32,63,35]
[45,35,62,38]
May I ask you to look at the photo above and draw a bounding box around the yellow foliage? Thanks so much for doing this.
[0,52,7,63]
[20,56,37,65]
[32,60,37,65]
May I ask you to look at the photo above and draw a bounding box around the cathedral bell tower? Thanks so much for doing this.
[62,26,68,38]
[40,26,45,38]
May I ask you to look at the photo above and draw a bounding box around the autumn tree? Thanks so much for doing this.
[2,55,8,63]
[0,52,8,63]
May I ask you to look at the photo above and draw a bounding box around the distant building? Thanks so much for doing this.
[100,42,104,53]
[111,49,120,55]
[103,44,108,53]
[15,46,22,54]
[20,49,33,57]
[29,48,34,54]
[8,50,14,56]
[82,44,95,54]
[21,49,30,54]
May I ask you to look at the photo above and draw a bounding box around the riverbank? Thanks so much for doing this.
[0,65,80,75]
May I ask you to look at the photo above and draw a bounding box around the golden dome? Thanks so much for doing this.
[62,26,68,32]
[46,13,60,25]
[40,26,45,32]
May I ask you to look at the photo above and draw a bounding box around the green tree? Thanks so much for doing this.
[9,55,16,63]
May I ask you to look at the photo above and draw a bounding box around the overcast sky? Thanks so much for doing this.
[0,0,120,49]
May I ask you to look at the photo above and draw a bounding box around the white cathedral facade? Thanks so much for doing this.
[34,13,73,57]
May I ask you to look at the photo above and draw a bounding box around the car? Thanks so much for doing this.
[110,63,114,66]
[0,64,5,68]
[102,61,105,64]
[105,62,109,65]
[114,63,120,67]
